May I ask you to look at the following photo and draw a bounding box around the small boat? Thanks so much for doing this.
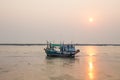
[44,42,80,57]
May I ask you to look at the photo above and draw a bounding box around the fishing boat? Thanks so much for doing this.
[44,42,80,57]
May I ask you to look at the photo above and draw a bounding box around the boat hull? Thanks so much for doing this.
[44,49,76,57]
[44,49,77,57]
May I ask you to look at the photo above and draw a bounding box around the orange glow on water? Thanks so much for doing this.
[89,58,93,70]
[88,57,94,80]
[86,47,96,56]
[85,46,97,80]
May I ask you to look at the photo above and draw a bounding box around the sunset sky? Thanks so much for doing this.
[0,0,120,44]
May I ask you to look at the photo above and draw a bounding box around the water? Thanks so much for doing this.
[0,45,120,80]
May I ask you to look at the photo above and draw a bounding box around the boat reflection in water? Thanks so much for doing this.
[85,46,97,80]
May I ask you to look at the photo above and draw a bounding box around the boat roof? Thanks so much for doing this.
[51,44,61,46]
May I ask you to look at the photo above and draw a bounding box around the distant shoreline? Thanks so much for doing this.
[0,44,120,46]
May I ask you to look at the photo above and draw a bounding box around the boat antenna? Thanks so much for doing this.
[63,41,64,45]
[46,40,49,48]
[71,41,72,45]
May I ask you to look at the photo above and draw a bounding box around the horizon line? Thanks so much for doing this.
[0,43,120,46]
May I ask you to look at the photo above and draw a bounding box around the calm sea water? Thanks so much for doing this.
[0,46,120,80]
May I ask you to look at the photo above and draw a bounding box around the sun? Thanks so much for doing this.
[89,18,93,22]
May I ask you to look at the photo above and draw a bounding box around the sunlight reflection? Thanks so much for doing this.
[86,46,96,56]
[88,57,94,80]
[85,46,97,80]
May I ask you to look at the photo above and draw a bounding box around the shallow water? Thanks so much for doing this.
[0,46,120,80]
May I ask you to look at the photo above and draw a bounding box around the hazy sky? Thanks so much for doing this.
[0,0,120,44]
